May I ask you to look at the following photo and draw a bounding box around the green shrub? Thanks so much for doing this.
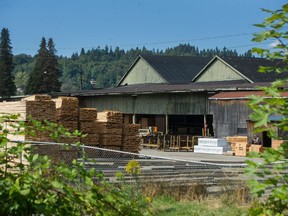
[245,3,288,216]
[0,114,151,215]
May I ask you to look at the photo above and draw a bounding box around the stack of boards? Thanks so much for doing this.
[0,95,141,157]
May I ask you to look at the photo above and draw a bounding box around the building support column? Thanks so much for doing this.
[132,114,136,124]
[165,114,169,134]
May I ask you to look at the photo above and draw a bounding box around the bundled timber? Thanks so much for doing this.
[99,134,122,146]
[79,121,98,134]
[0,101,27,120]
[249,144,264,153]
[79,108,99,146]
[57,135,80,145]
[122,124,141,153]
[25,122,54,142]
[53,97,79,121]
[235,143,250,157]
[23,94,52,101]
[97,110,123,123]
[226,136,247,154]
[96,111,123,148]
[26,100,57,122]
[79,108,97,121]
[80,133,99,146]
[54,96,78,109]
[53,97,79,132]
[57,120,78,133]
[0,95,56,121]
[96,122,122,135]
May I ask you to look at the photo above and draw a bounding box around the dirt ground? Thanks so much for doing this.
[139,148,261,164]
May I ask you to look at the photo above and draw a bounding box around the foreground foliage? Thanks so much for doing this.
[151,196,247,216]
[246,3,288,216]
[0,115,150,215]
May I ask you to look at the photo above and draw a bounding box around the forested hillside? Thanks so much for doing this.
[13,44,252,94]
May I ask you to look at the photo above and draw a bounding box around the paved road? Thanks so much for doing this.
[139,148,262,164]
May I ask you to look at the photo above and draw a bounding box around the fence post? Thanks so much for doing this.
[82,145,86,167]
[19,150,23,174]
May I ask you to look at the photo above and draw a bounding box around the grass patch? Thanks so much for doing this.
[151,196,248,216]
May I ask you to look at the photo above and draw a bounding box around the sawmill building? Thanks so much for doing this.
[71,55,286,138]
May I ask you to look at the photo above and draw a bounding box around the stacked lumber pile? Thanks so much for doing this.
[235,143,250,156]
[122,124,141,153]
[54,97,79,131]
[226,136,247,155]
[0,101,26,120]
[96,111,123,149]
[79,108,99,146]
[0,95,143,156]
[0,94,56,122]
[53,97,79,144]
[272,140,284,150]
[23,95,57,142]
[249,144,264,153]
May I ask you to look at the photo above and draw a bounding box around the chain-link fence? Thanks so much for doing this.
[6,140,251,200]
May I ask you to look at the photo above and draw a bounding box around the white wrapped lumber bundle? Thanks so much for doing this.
[79,108,97,121]
[122,124,141,153]
[53,97,79,121]
[97,111,123,123]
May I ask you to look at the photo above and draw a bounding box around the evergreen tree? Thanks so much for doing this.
[26,37,61,94]
[0,28,16,97]
[47,38,61,92]
[26,37,49,94]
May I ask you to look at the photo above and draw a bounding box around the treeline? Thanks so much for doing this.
[13,43,252,94]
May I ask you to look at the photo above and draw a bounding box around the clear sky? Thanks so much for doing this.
[1,0,286,57]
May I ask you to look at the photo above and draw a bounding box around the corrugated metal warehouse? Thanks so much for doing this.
[67,55,286,138]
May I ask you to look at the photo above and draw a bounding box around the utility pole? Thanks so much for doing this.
[79,65,83,91]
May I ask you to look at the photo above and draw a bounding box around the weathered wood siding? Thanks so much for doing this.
[195,60,245,82]
[80,93,208,115]
[209,99,251,138]
[119,59,166,85]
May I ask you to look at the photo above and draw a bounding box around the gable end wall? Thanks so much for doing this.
[196,60,245,82]
[120,59,166,85]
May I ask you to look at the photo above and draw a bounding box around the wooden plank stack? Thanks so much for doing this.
[272,140,284,150]
[23,95,57,142]
[53,97,79,144]
[0,94,56,122]
[54,97,79,132]
[79,108,99,146]
[235,143,250,156]
[0,101,27,120]
[249,144,264,153]
[226,136,248,155]
[0,96,143,157]
[96,111,123,148]
[122,124,141,153]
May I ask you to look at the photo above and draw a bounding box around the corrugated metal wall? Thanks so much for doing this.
[209,99,251,138]
[80,92,208,115]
